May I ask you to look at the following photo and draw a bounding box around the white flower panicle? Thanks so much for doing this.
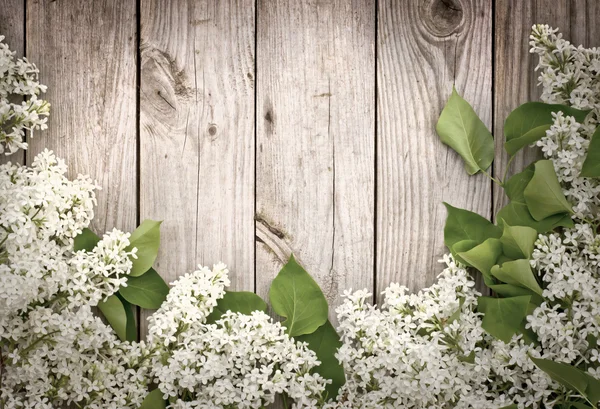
[0,151,149,408]
[529,24,600,379]
[329,256,553,409]
[147,263,230,346]
[146,266,329,409]
[0,35,49,155]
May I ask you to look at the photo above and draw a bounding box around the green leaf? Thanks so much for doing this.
[504,164,535,202]
[443,203,501,255]
[436,87,495,175]
[504,102,589,155]
[499,221,538,260]
[496,201,574,233]
[569,403,593,409]
[457,238,502,284]
[499,163,573,233]
[269,255,328,337]
[530,357,600,405]
[489,282,536,297]
[206,291,268,324]
[450,240,479,265]
[297,320,345,400]
[119,268,169,309]
[585,372,600,404]
[478,295,531,342]
[126,219,162,277]
[73,228,100,252]
[524,160,572,221]
[117,292,138,342]
[98,294,130,341]
[140,388,166,409]
[498,405,519,409]
[490,259,543,296]
[581,127,600,177]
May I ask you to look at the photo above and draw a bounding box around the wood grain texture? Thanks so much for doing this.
[492,0,600,214]
[26,0,137,234]
[140,0,255,300]
[0,0,24,165]
[376,0,493,297]
[256,0,375,321]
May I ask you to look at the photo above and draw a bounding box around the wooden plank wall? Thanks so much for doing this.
[2,0,598,326]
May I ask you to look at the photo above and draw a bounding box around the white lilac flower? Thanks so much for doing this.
[146,266,329,408]
[0,151,149,409]
[329,256,555,409]
[0,35,49,155]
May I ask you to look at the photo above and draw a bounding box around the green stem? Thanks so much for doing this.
[481,168,503,187]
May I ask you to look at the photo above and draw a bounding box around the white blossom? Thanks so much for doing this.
[0,35,49,155]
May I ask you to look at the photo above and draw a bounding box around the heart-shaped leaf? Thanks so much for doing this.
[126,219,162,277]
[436,87,494,175]
[297,320,345,400]
[503,164,535,202]
[581,127,600,177]
[499,222,538,259]
[504,102,589,155]
[478,295,531,343]
[457,238,503,285]
[443,203,502,256]
[524,160,572,221]
[496,201,573,233]
[119,268,170,309]
[140,388,167,409]
[269,255,328,337]
[490,259,543,296]
[98,293,136,341]
[73,228,100,252]
[206,291,267,324]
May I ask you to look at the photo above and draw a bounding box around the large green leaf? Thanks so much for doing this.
[443,203,501,255]
[119,268,169,309]
[504,102,590,155]
[581,127,600,177]
[504,164,535,202]
[140,388,167,409]
[269,255,328,337]
[73,228,100,252]
[436,87,495,175]
[126,219,162,277]
[530,357,600,405]
[478,295,531,342]
[496,201,574,234]
[457,238,502,284]
[524,160,572,221]
[499,221,538,260]
[98,294,131,341]
[451,239,479,265]
[206,291,268,324]
[490,259,543,296]
[297,320,345,400]
[117,292,138,342]
[489,283,536,298]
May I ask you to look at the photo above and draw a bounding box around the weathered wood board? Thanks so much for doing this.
[377,0,493,297]
[255,0,375,320]
[25,0,137,235]
[0,0,24,165]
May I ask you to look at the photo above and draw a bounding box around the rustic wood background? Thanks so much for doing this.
[2,0,599,326]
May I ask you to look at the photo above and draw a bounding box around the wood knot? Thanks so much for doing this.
[264,111,273,123]
[207,124,218,140]
[420,0,463,37]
